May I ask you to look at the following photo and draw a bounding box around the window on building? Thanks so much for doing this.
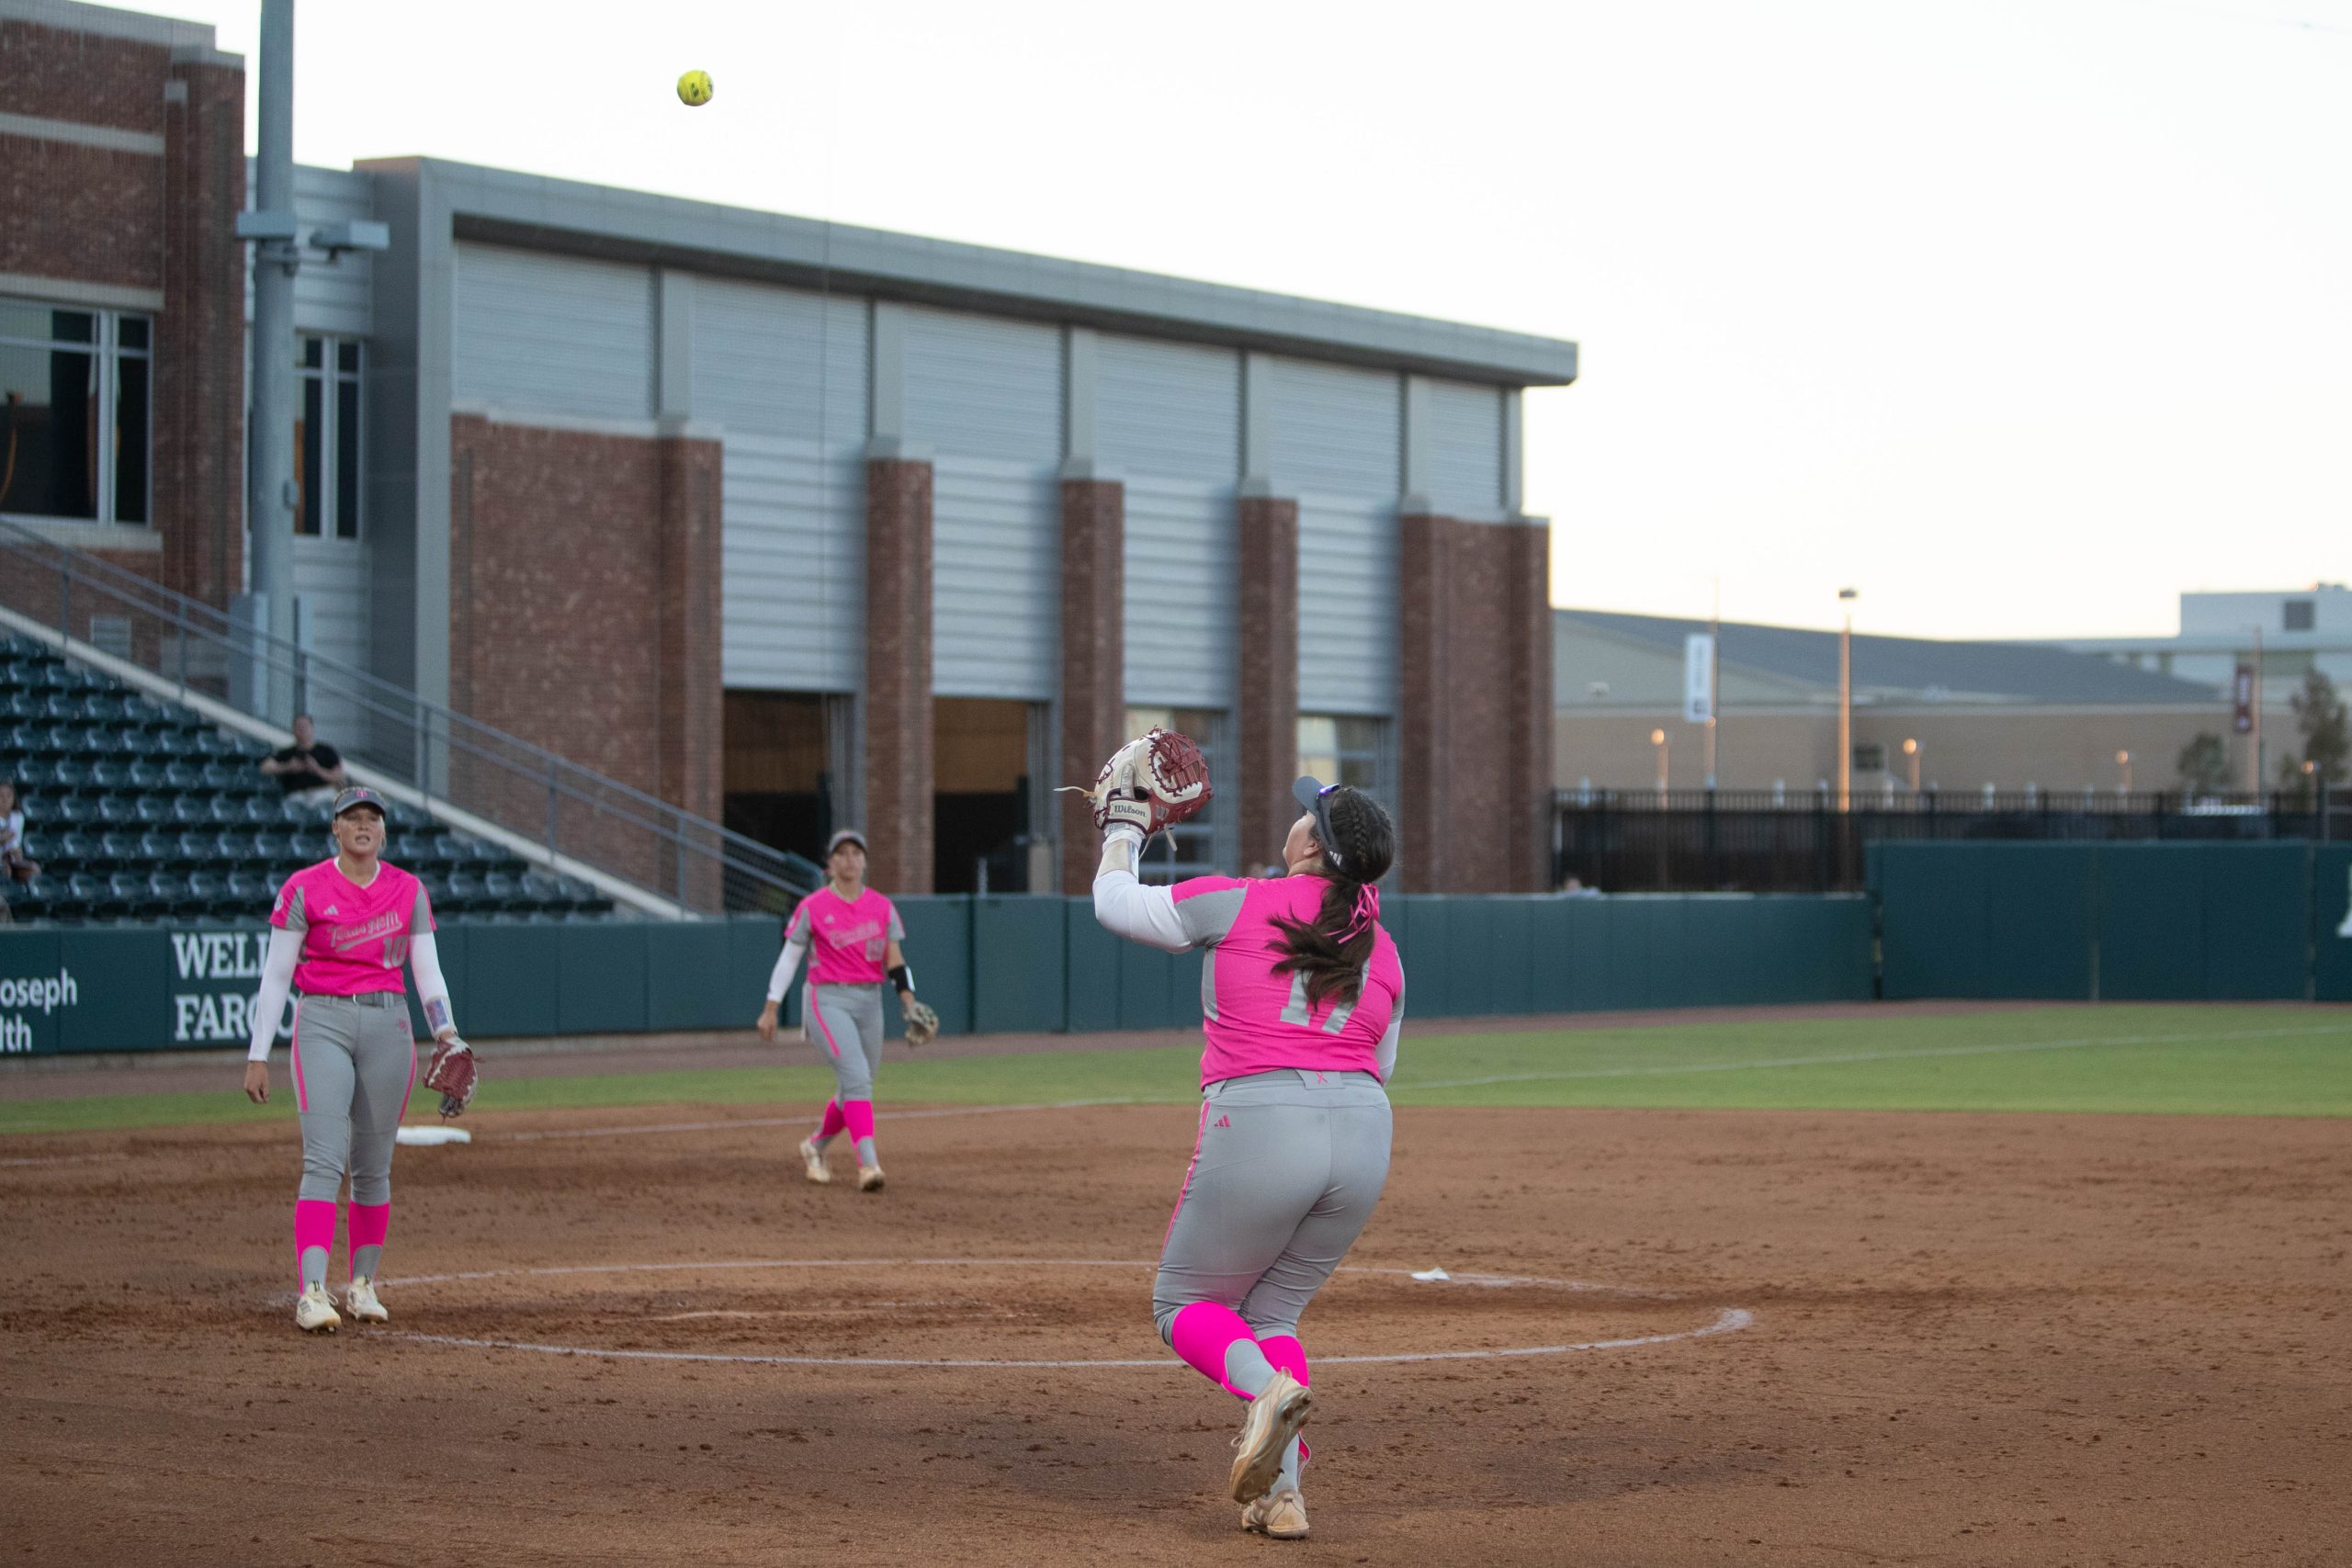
[1297,714,1386,794]
[1125,706,1227,883]
[294,336,363,538]
[0,299,150,525]
[2284,599,2315,633]
[1852,743,1886,773]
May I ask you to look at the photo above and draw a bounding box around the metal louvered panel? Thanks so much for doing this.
[1096,335,1239,482]
[292,536,368,742]
[720,433,865,692]
[243,164,376,336]
[1267,357,1400,500]
[1124,477,1235,708]
[1297,498,1398,716]
[693,278,870,441]
[1424,378,1505,517]
[452,243,654,421]
[933,457,1059,699]
[902,307,1063,462]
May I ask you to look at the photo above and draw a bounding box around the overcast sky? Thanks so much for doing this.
[162,0,2352,640]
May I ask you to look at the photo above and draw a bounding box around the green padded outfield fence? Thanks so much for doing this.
[0,892,1874,1056]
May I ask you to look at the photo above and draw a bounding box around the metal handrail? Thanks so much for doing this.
[0,516,821,915]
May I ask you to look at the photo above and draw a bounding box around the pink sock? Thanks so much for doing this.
[817,1100,846,1140]
[1170,1301,1272,1400]
[842,1100,876,1143]
[294,1199,336,1288]
[348,1202,390,1280]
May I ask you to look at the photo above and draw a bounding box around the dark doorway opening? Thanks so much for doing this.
[724,691,831,863]
[934,696,1031,893]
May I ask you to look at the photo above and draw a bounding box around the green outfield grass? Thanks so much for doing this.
[3,1004,2347,1137]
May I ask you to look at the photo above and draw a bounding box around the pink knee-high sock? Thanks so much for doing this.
[294,1199,336,1289]
[348,1202,390,1280]
[842,1100,875,1142]
[815,1100,847,1142]
[1170,1301,1278,1400]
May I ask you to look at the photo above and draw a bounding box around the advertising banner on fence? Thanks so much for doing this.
[1683,633,1715,725]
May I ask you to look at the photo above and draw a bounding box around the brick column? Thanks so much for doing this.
[1058,473,1124,894]
[1398,513,1554,892]
[864,457,935,894]
[654,429,723,824]
[157,52,245,607]
[1234,491,1299,875]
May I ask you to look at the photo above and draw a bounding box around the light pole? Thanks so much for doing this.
[1903,737,1920,794]
[1651,728,1669,799]
[1837,588,1858,813]
[2249,623,2265,795]
[2118,749,2133,796]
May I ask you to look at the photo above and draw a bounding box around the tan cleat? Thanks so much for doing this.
[1227,1370,1312,1502]
[1240,1486,1309,1540]
[344,1276,389,1324]
[294,1282,341,1334]
[856,1164,886,1192]
[798,1136,833,1185]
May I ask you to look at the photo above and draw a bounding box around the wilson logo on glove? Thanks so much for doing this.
[422,1037,477,1120]
[1066,728,1213,838]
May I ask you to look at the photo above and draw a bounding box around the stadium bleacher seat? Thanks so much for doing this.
[1,649,623,926]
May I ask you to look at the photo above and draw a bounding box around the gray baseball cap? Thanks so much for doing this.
[825,828,868,856]
[331,786,387,819]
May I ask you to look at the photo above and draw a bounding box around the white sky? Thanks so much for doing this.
[159,0,2352,640]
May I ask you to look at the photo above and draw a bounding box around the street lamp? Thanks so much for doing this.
[1837,589,1859,813]
[2118,750,2133,795]
[1651,728,1669,798]
[1903,737,1920,794]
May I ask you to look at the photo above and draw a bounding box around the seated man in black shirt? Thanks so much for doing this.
[259,713,348,806]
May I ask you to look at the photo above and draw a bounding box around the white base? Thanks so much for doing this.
[395,1125,473,1146]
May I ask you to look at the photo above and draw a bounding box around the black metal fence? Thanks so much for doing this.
[1555,787,2348,894]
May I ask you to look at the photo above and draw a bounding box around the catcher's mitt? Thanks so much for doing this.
[421,1036,477,1119]
[902,997,940,1048]
[1070,728,1212,837]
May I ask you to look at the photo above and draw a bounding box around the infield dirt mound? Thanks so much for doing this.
[3,1101,2346,1566]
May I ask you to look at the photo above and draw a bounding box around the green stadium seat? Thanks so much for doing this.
[89,759,131,791]
[127,760,168,792]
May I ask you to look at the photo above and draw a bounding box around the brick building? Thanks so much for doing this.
[3,0,1578,895]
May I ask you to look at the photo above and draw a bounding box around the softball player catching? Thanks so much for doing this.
[756,829,937,1191]
[242,787,475,1334]
[1089,734,1403,1540]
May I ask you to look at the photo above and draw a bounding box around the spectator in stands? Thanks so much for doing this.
[1558,874,1601,897]
[259,714,347,807]
[0,779,38,890]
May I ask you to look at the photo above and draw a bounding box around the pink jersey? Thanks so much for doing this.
[786,885,905,985]
[1168,874,1405,1088]
[269,859,434,998]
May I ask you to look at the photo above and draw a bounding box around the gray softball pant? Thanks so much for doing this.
[806,981,887,1100]
[1153,1067,1395,1342]
[291,992,416,1204]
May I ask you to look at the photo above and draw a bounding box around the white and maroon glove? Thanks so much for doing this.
[1081,728,1212,837]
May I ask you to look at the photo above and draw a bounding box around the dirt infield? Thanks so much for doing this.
[3,1100,2346,1567]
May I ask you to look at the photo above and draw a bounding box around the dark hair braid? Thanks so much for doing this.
[1271,788,1397,1009]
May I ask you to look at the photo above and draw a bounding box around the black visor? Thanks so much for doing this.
[1292,775,1346,872]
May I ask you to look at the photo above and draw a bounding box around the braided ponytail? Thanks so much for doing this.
[1271,788,1396,1009]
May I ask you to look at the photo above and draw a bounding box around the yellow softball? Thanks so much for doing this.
[676,70,713,107]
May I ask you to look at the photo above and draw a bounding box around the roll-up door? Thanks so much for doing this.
[932,460,1059,699]
[1297,499,1397,716]
[1124,476,1235,709]
[1267,357,1400,500]
[693,279,869,441]
[905,308,1064,700]
[1423,379,1505,517]
[720,434,865,692]
[1097,335,1238,482]
[453,244,653,421]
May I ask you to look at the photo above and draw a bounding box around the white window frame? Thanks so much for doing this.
[0,299,152,527]
[294,334,364,540]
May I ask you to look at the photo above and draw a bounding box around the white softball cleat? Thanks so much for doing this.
[1227,1371,1312,1502]
[856,1164,886,1192]
[798,1136,833,1185]
[294,1283,341,1334]
[344,1276,389,1324]
[1240,1486,1309,1540]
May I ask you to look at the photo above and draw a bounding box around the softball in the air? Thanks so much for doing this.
[677,70,713,107]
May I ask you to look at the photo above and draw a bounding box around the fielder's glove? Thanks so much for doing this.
[422,1035,478,1119]
[1077,728,1212,838]
[902,997,940,1048]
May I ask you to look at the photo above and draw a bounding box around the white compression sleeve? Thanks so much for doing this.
[1091,826,1192,953]
[765,932,809,1003]
[1375,1005,1405,1083]
[246,928,301,1063]
[409,931,458,1038]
